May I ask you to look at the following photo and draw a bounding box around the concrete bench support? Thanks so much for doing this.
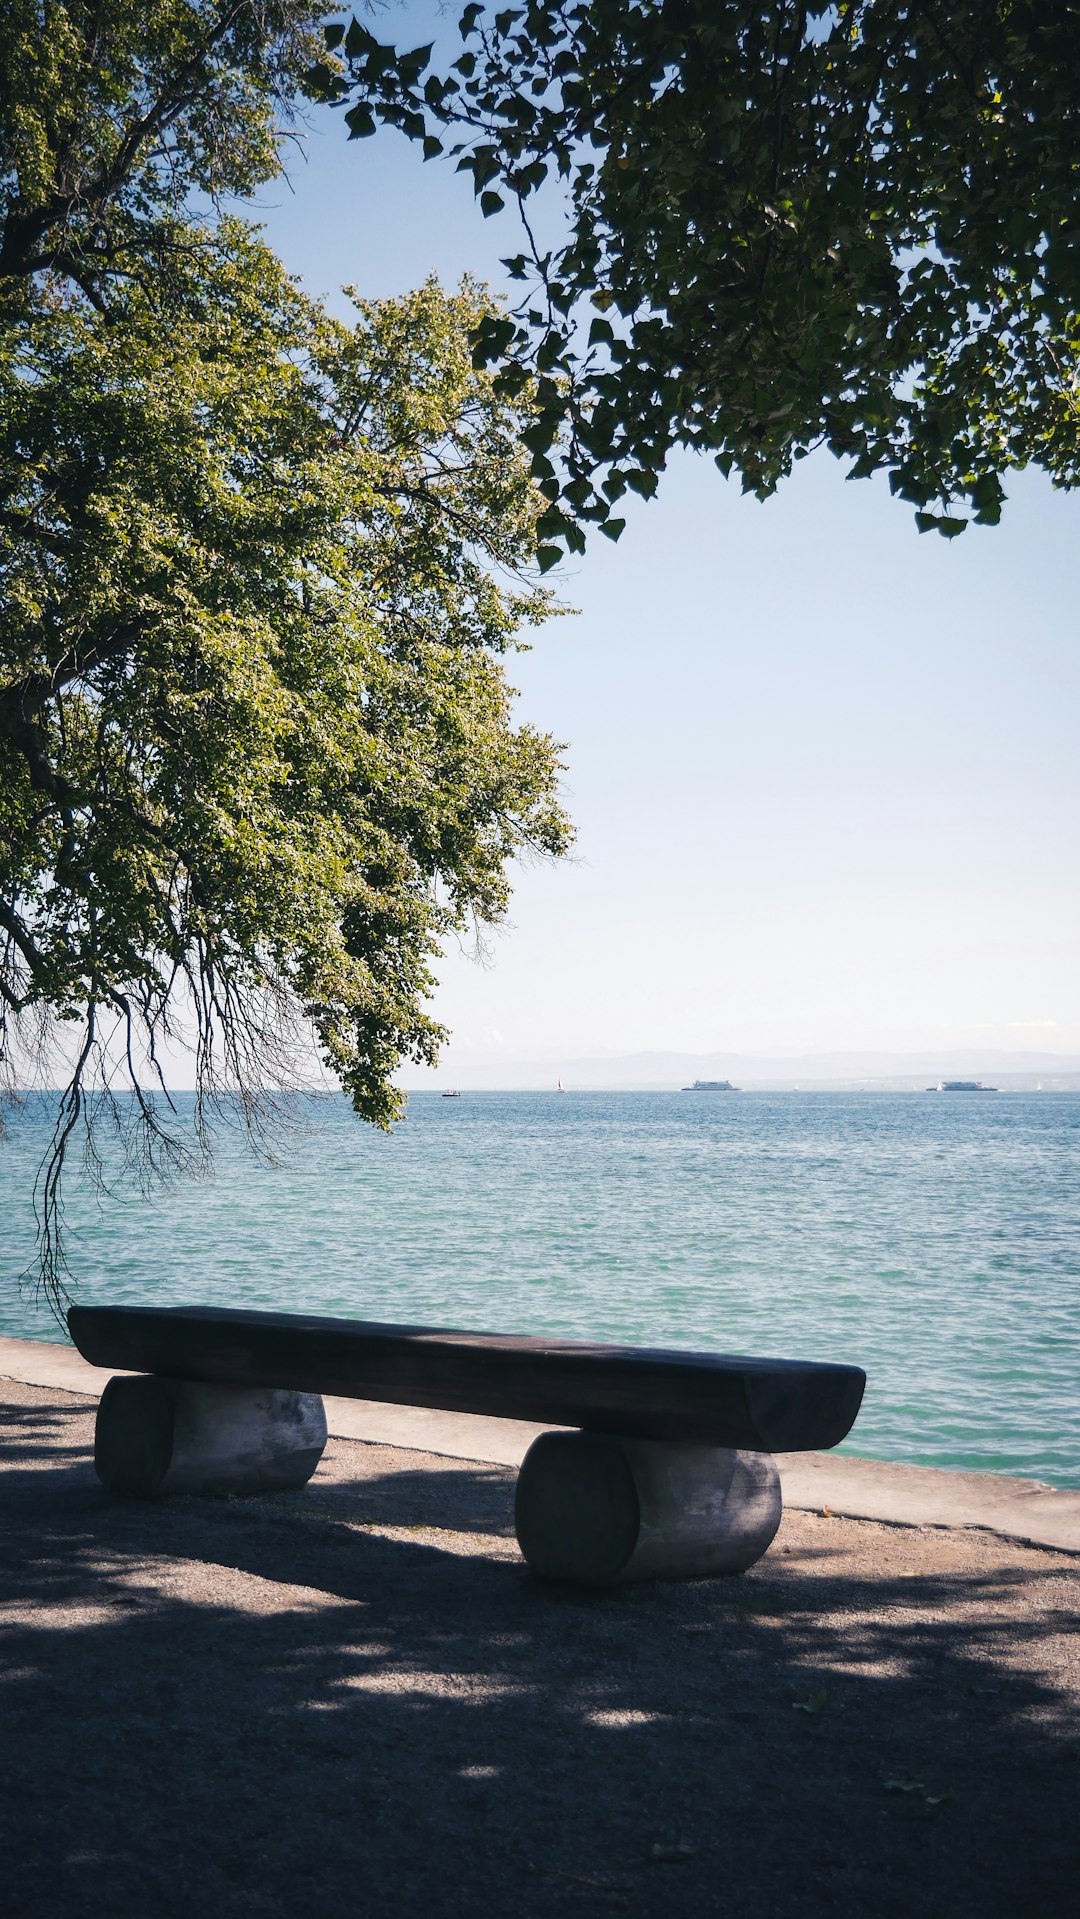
[514,1431,782,1586]
[94,1374,327,1499]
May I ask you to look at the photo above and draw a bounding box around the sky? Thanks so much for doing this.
[246,33,1080,1074]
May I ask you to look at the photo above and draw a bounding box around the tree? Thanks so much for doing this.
[1,0,321,308]
[323,0,1080,554]
[1,3,571,1303]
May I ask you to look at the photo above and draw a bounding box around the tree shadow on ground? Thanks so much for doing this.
[0,1388,1076,1919]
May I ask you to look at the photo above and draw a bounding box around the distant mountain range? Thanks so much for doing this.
[404,1048,1080,1091]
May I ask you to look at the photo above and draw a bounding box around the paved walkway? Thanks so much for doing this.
[4,1372,1077,1919]
[2,1332,1077,1553]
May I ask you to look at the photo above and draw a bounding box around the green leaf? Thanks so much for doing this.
[492,363,530,397]
[848,451,880,480]
[469,314,516,366]
[398,42,434,78]
[344,18,377,58]
[480,191,505,217]
[792,1687,828,1714]
[914,512,967,538]
[305,61,344,97]
[625,469,658,498]
[536,508,568,541]
[536,544,563,572]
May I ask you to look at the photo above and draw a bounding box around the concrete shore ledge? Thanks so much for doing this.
[3,1331,1077,1554]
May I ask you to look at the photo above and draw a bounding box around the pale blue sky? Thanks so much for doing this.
[251,46,1079,1068]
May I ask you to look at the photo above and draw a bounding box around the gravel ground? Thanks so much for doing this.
[1,1379,1077,1919]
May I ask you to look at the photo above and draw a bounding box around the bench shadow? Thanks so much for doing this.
[1,1389,1076,1919]
[285,1443,520,1538]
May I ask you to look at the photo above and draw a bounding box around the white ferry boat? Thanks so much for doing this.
[925,1080,998,1092]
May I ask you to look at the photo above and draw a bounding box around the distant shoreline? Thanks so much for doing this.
[400,1080,1080,1094]
[399,1048,1080,1095]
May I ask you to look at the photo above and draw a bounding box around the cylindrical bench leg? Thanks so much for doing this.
[94,1375,328,1499]
[514,1431,782,1586]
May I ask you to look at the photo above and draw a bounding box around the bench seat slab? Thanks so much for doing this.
[68,1304,864,1454]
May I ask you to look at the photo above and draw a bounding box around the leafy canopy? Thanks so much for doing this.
[1,0,323,304]
[323,1,1080,549]
[1,2,571,1301]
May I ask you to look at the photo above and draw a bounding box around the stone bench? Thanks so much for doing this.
[67,1304,865,1587]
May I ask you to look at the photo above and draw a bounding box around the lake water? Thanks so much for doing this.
[1,1090,1077,1487]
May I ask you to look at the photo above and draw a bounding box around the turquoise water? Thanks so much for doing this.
[2,1090,1077,1486]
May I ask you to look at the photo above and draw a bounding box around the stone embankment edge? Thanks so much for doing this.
[2,1333,1077,1555]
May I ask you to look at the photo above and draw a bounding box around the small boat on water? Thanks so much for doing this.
[556,1078,565,1092]
[925,1080,998,1092]
[682,1079,739,1092]
[441,1089,461,1098]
